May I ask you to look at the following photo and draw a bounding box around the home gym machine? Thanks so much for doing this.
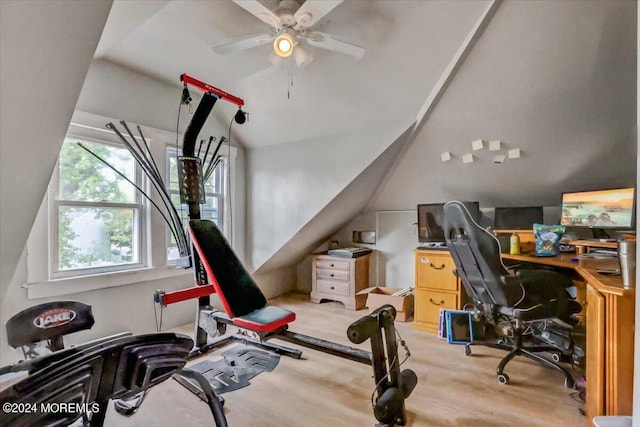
[151,73,417,426]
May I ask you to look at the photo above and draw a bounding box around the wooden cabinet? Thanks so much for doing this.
[584,283,635,423]
[310,253,370,310]
[413,249,467,333]
[503,252,635,422]
[585,284,605,420]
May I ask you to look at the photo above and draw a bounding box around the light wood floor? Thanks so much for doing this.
[105,292,586,427]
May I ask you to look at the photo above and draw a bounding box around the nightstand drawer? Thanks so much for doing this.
[316,268,349,281]
[316,279,350,296]
[316,259,350,271]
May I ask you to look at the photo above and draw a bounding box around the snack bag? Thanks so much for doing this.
[533,224,565,256]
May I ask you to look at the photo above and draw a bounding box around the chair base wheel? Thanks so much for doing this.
[465,346,472,356]
[497,373,510,384]
[565,377,574,389]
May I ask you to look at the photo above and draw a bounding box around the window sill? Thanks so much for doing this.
[23,266,192,299]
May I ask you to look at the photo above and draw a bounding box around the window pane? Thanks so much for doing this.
[168,156,179,190]
[203,158,223,193]
[58,206,138,270]
[202,196,220,222]
[59,138,136,203]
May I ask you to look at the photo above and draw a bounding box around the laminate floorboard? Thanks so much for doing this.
[105,292,585,426]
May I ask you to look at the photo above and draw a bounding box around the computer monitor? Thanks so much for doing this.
[560,188,635,237]
[417,201,480,243]
[493,206,544,230]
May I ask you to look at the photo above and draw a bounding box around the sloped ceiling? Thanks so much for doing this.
[0,1,113,298]
[371,0,637,210]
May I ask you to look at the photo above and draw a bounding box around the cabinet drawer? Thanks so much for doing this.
[316,268,350,281]
[416,254,457,291]
[316,280,350,296]
[415,289,458,325]
[316,259,350,271]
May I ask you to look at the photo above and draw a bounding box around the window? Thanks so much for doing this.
[166,146,226,262]
[51,137,144,277]
[25,116,238,298]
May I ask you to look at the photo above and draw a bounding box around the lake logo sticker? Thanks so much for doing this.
[33,308,76,329]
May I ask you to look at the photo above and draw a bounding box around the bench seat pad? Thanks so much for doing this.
[233,306,296,333]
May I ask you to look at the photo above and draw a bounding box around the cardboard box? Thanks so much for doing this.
[357,287,415,322]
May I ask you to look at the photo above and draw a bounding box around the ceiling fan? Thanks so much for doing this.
[214,0,365,67]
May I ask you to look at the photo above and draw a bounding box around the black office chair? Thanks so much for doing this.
[443,201,581,386]
[0,332,227,427]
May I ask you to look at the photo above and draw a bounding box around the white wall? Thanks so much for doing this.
[245,118,412,277]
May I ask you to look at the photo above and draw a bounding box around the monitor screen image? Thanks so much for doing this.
[560,188,635,229]
[417,201,480,243]
[494,206,544,230]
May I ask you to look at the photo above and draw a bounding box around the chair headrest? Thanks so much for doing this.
[6,301,95,348]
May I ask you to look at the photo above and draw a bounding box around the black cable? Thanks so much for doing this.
[76,142,183,250]
[120,121,164,186]
[96,124,189,255]
[202,136,215,163]
[121,123,187,254]
[369,328,411,409]
[176,93,184,154]
[197,139,205,158]
[106,124,189,254]
[204,136,223,182]
[136,124,165,189]
[226,119,234,246]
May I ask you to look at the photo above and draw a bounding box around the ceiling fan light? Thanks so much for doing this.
[274,32,294,57]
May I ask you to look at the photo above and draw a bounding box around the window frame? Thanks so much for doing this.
[48,134,146,279]
[23,113,240,299]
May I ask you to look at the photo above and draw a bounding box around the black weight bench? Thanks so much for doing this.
[0,333,227,427]
[187,219,371,364]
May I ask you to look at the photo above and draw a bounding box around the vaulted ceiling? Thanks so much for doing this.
[93,0,491,148]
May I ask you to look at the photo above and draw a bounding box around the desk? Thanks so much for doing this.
[502,252,634,424]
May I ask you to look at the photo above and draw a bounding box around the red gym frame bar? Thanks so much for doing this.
[180,73,244,108]
[155,285,216,307]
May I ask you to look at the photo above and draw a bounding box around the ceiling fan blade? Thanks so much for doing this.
[294,45,314,68]
[213,33,275,55]
[293,0,343,30]
[303,31,365,59]
[268,51,285,67]
[232,0,282,30]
